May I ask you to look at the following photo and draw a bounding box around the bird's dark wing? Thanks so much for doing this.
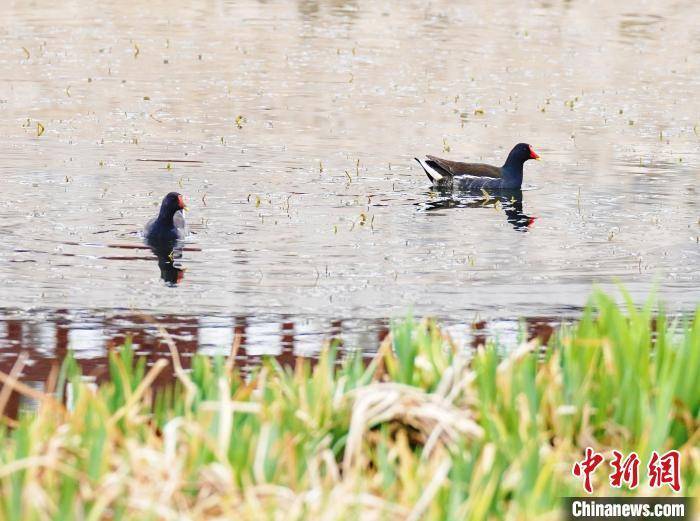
[454,176,502,191]
[426,155,502,178]
[144,217,157,237]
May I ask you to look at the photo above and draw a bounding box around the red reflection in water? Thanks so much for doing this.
[0,311,393,419]
[0,311,557,420]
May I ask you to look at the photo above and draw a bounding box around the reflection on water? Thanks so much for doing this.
[0,0,699,367]
[618,13,665,42]
[420,189,536,232]
[0,308,558,416]
[150,241,186,285]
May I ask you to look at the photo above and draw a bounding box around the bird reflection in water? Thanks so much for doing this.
[148,240,186,285]
[422,189,536,231]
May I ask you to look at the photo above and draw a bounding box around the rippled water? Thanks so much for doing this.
[1,0,699,371]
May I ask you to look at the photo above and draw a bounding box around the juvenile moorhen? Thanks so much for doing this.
[144,192,187,244]
[415,143,541,190]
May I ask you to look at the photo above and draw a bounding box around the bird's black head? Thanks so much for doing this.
[158,192,186,219]
[507,143,541,164]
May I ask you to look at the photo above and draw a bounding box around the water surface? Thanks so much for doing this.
[0,0,698,362]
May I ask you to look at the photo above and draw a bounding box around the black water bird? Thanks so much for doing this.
[144,192,188,244]
[415,143,541,190]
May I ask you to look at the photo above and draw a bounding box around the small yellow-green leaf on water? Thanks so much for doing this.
[619,109,623,114]
[220,137,225,144]
[65,85,71,97]
[21,46,30,59]
[333,225,338,234]
[166,163,172,170]
[235,115,246,129]
[37,122,45,137]
[133,43,140,58]
[474,108,485,116]
[143,96,150,101]
[628,120,634,125]
[255,196,261,208]
[319,161,323,173]
[99,160,104,167]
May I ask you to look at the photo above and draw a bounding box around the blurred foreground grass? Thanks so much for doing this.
[0,290,698,520]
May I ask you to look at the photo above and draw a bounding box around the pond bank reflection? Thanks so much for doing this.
[0,308,559,418]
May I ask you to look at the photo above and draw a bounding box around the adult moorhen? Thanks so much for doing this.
[415,143,541,190]
[144,192,188,244]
